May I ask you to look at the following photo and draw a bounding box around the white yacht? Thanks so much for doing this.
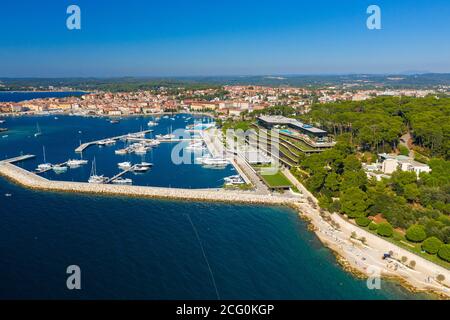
[112,178,133,185]
[53,165,68,174]
[115,149,128,155]
[36,146,52,172]
[118,161,132,169]
[147,121,157,127]
[132,163,152,172]
[88,158,108,184]
[134,146,148,154]
[196,156,229,166]
[67,159,88,167]
[224,175,244,185]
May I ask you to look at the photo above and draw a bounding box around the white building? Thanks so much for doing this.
[378,154,431,177]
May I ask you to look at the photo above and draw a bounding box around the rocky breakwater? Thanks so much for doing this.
[0,162,298,205]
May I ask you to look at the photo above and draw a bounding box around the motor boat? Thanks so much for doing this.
[118,161,132,169]
[37,163,52,172]
[112,178,132,185]
[67,159,88,167]
[115,149,128,155]
[53,165,68,174]
[196,156,229,166]
[147,121,157,126]
[134,146,148,154]
[224,175,244,185]
[132,163,152,172]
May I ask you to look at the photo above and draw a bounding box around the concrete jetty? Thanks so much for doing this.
[75,130,153,152]
[0,162,299,205]
[0,154,35,164]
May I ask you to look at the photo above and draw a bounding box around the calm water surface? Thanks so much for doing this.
[0,115,430,299]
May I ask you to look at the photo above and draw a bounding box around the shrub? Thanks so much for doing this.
[355,217,371,227]
[405,225,427,242]
[409,260,416,269]
[369,222,378,231]
[438,244,450,262]
[399,145,409,156]
[377,222,394,237]
[421,237,443,255]
[437,274,445,282]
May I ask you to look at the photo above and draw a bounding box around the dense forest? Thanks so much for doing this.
[304,96,450,159]
[290,96,450,264]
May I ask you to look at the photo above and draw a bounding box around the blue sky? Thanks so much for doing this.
[0,0,449,77]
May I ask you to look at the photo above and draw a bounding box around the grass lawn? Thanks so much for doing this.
[260,170,293,188]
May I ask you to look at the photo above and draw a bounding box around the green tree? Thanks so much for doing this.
[438,244,450,262]
[421,237,443,255]
[403,184,420,202]
[377,222,394,237]
[355,217,371,227]
[405,225,427,242]
[340,187,369,218]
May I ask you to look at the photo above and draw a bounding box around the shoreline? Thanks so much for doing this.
[1,162,449,298]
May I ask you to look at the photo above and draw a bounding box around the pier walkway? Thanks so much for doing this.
[0,154,35,164]
[75,130,153,152]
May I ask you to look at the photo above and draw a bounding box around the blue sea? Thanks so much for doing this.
[0,113,430,299]
[0,91,85,102]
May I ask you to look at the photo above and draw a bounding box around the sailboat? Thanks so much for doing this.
[34,123,42,137]
[88,157,108,184]
[36,146,52,172]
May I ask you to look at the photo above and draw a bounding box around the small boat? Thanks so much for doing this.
[0,120,5,124]
[118,161,132,169]
[132,163,152,172]
[110,119,120,124]
[36,146,52,172]
[112,178,133,185]
[2,135,8,138]
[134,146,148,154]
[34,123,42,137]
[5,193,12,197]
[224,175,244,185]
[196,156,229,166]
[115,149,128,155]
[53,165,68,174]
[88,158,108,184]
[0,128,7,132]
[67,159,88,167]
[147,121,157,127]
[139,162,153,168]
[54,117,59,120]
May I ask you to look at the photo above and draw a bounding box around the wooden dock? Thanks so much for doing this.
[75,130,153,153]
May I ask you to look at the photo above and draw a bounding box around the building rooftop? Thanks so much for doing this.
[258,115,327,134]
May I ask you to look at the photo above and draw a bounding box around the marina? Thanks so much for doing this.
[75,130,153,153]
